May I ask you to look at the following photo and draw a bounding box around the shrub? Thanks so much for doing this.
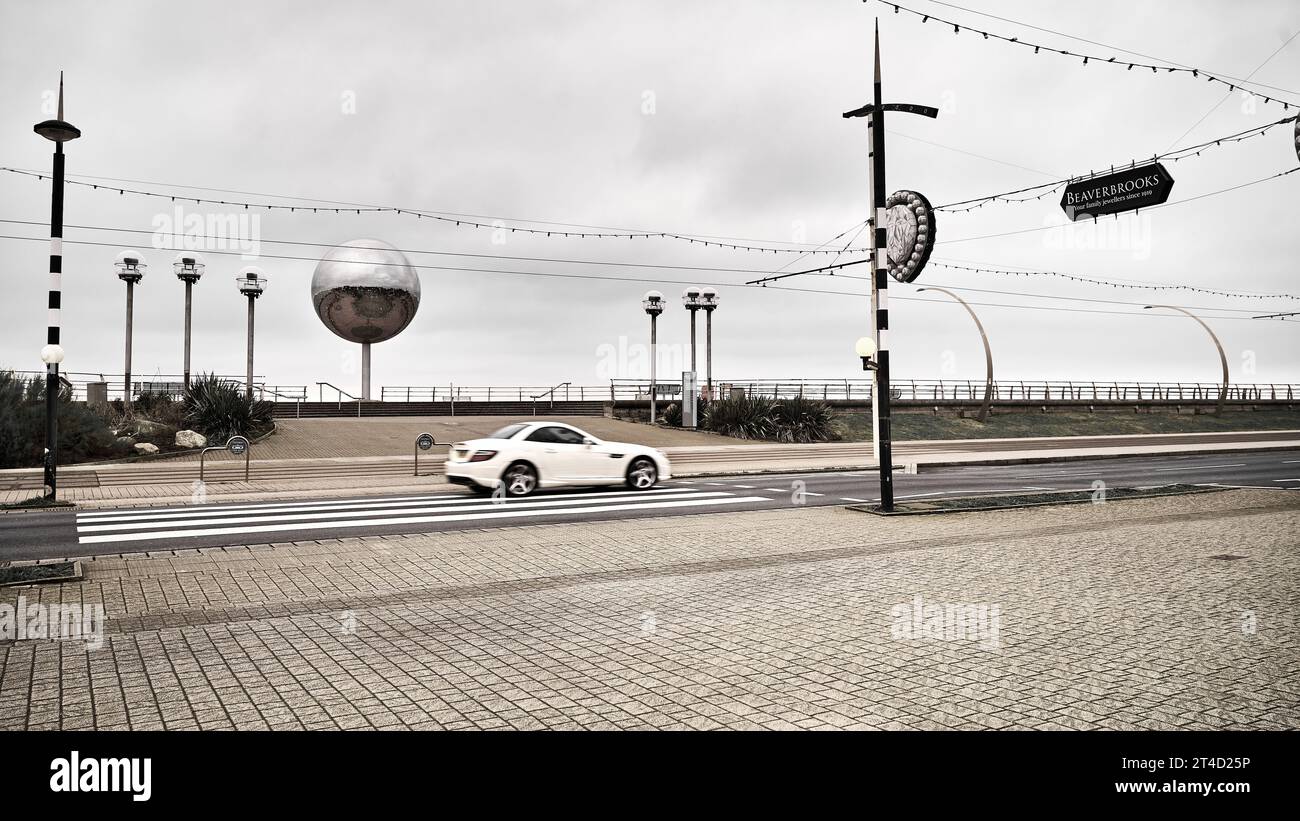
[182,373,274,442]
[0,371,123,468]
[132,391,186,428]
[661,402,682,427]
[703,395,777,440]
[770,396,837,443]
[700,395,835,443]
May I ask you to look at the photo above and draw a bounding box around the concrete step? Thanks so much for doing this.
[272,400,609,418]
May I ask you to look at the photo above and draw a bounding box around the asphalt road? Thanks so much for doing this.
[2,449,1297,561]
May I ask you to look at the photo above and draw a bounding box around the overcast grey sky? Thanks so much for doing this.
[2,0,1298,395]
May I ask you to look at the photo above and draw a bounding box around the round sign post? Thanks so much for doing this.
[414,432,436,476]
[227,436,251,482]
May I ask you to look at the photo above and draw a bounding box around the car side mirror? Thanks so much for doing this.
[582,438,596,446]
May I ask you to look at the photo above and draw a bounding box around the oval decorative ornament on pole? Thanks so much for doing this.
[1061,162,1174,221]
[884,189,937,283]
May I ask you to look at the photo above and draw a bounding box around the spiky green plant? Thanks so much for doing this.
[182,373,274,442]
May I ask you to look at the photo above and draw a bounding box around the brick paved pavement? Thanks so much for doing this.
[1,490,1296,730]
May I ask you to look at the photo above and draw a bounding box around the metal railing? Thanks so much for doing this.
[378,379,1300,403]
[530,381,572,415]
[315,382,364,416]
[380,385,608,402]
[3,370,307,402]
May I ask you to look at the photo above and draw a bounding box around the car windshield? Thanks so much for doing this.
[485,423,528,440]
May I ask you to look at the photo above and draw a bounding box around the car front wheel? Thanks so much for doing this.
[626,457,658,490]
[502,462,538,497]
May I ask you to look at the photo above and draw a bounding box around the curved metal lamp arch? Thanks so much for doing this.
[918,286,994,422]
[1143,305,1228,416]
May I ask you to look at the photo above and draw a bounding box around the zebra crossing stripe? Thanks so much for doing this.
[77,495,772,545]
[77,490,736,533]
[77,487,701,523]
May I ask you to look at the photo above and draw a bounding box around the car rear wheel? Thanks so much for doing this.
[502,462,538,497]
[626,457,658,490]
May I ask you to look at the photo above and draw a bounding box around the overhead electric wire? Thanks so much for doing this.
[877,1,1300,108]
[0,166,872,256]
[918,0,1300,97]
[934,116,1298,211]
[0,231,1282,323]
[0,218,817,276]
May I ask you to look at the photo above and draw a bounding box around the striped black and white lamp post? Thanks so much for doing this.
[842,22,937,512]
[33,73,81,500]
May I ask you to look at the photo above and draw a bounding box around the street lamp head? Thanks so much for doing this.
[700,286,718,309]
[34,73,80,143]
[40,344,65,365]
[114,249,147,283]
[682,286,702,308]
[855,336,878,372]
[173,252,206,283]
[237,266,267,298]
[34,119,82,143]
[642,289,664,315]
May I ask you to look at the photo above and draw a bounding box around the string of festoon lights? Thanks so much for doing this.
[877,1,1300,110]
[935,116,1300,212]
[0,167,871,257]
[928,261,1300,300]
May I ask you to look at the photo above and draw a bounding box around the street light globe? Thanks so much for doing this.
[700,286,718,302]
[682,286,702,306]
[855,336,877,358]
[642,290,665,315]
[114,249,148,282]
[173,251,206,282]
[237,266,267,297]
[40,344,65,365]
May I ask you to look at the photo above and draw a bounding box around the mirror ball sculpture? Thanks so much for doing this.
[311,239,421,400]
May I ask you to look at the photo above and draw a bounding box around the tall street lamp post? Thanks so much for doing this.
[917,286,994,423]
[700,286,719,399]
[114,250,147,418]
[174,252,205,391]
[642,290,664,423]
[682,286,702,376]
[238,267,267,401]
[842,21,938,512]
[1144,305,1229,416]
[33,72,80,500]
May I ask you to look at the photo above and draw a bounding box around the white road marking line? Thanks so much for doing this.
[78,495,773,545]
[77,492,468,519]
[1021,486,1057,491]
[893,491,947,500]
[77,491,736,534]
[78,487,706,524]
[1272,478,1300,483]
[1195,483,1285,491]
[1153,463,1246,472]
[763,489,786,493]
[840,497,872,503]
[802,492,824,497]
[1010,472,1103,479]
[703,482,728,486]
[732,485,755,489]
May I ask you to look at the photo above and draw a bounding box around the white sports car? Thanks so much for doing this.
[444,421,672,497]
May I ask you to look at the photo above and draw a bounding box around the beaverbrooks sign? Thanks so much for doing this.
[1060,163,1174,221]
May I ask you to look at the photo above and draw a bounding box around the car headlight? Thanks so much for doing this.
[469,450,498,462]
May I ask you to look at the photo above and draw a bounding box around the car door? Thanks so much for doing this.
[523,426,585,482]
[558,427,623,481]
